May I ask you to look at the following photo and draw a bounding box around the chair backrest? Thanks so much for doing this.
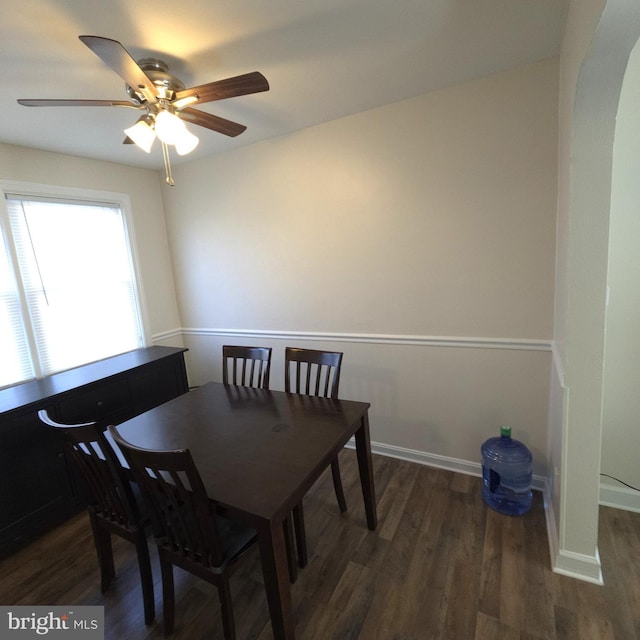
[284,347,343,399]
[37,409,139,527]
[222,345,272,389]
[108,425,224,568]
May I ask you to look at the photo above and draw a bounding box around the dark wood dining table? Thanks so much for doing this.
[113,381,377,640]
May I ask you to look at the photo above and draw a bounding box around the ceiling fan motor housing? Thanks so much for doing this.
[126,58,185,104]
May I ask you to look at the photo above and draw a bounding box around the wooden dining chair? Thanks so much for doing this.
[285,347,343,402]
[284,347,347,568]
[37,410,155,625]
[222,345,272,389]
[108,425,257,640]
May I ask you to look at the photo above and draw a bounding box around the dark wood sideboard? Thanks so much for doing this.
[0,345,189,557]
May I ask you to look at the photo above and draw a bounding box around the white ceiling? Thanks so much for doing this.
[1,0,567,171]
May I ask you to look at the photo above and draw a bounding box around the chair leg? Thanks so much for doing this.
[218,575,237,640]
[283,513,297,583]
[89,515,115,593]
[293,502,308,568]
[159,552,175,637]
[331,456,348,513]
[134,533,155,625]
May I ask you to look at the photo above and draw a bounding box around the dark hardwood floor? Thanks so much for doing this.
[1,450,639,639]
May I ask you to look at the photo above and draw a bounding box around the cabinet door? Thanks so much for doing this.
[128,355,188,416]
[0,412,76,553]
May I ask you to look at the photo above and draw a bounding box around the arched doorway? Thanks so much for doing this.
[551,0,640,583]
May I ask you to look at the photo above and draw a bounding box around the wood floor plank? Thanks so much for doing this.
[499,514,528,629]
[402,470,465,639]
[478,507,503,619]
[521,501,556,639]
[356,574,403,640]
[376,460,421,542]
[474,611,521,640]
[598,507,640,640]
[2,452,640,640]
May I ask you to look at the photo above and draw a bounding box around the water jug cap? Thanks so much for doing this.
[500,425,511,438]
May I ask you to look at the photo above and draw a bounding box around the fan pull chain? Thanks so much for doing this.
[161,142,175,186]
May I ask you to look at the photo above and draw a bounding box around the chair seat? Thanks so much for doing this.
[215,515,257,566]
[160,515,256,570]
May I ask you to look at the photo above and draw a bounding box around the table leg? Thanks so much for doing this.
[355,410,377,530]
[292,503,308,568]
[257,519,296,640]
[283,512,297,583]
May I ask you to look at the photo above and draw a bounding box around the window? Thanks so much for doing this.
[1,187,146,388]
[0,228,33,386]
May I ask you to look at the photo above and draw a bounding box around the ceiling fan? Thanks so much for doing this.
[18,35,270,185]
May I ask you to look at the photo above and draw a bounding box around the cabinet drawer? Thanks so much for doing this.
[55,378,131,423]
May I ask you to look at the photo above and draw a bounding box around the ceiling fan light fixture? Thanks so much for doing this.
[155,109,186,145]
[174,128,199,155]
[124,117,155,153]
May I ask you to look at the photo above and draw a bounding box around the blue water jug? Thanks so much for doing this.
[481,425,532,515]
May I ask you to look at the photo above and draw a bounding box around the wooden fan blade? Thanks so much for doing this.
[178,108,247,137]
[174,71,269,105]
[79,35,158,104]
[18,99,137,108]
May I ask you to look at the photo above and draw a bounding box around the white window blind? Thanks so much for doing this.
[0,227,34,387]
[3,195,144,384]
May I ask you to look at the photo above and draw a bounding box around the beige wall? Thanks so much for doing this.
[0,143,183,346]
[166,60,557,338]
[161,60,558,480]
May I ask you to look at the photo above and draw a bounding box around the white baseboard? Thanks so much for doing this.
[552,549,604,585]
[542,485,603,585]
[346,439,546,491]
[599,483,640,513]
